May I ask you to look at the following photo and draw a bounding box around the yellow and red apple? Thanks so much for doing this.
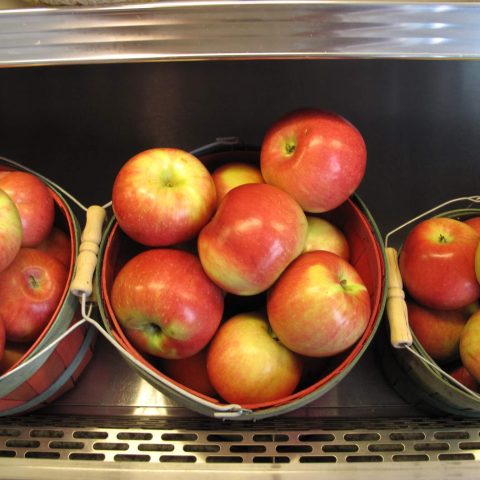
[260,108,367,213]
[399,217,480,310]
[407,301,467,363]
[0,171,55,247]
[206,311,303,405]
[267,250,371,357]
[0,248,68,343]
[464,216,480,235]
[0,317,5,367]
[0,342,28,375]
[112,148,217,247]
[111,248,224,359]
[447,364,480,392]
[303,215,350,260]
[460,310,480,383]
[36,227,72,269]
[198,183,307,296]
[160,348,218,398]
[211,162,264,206]
[0,188,22,273]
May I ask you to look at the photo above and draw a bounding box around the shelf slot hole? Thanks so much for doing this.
[69,453,105,461]
[253,456,290,463]
[138,443,174,452]
[414,442,449,452]
[160,455,196,463]
[73,431,108,440]
[114,454,151,462]
[30,430,63,439]
[93,442,128,451]
[118,432,153,441]
[344,433,381,442]
[300,455,336,463]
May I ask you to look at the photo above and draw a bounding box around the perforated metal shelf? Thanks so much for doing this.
[2,336,480,477]
[2,414,480,480]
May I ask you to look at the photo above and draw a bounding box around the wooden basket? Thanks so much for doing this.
[380,201,480,417]
[0,159,97,416]
[95,143,387,420]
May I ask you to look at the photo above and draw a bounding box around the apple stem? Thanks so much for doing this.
[439,233,449,244]
[285,142,296,155]
[28,274,40,289]
[146,323,162,335]
[268,325,280,342]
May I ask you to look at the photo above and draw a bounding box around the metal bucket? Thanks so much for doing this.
[0,159,97,416]
[96,144,387,420]
[380,201,480,417]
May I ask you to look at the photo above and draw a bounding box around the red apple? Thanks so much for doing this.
[112,148,216,247]
[460,310,480,383]
[111,248,224,359]
[0,342,28,374]
[447,364,480,392]
[0,171,55,247]
[303,215,350,261]
[206,311,303,405]
[36,227,72,268]
[465,216,480,235]
[0,318,5,365]
[198,183,307,296]
[0,248,68,343]
[260,109,367,213]
[267,250,371,357]
[211,162,264,207]
[160,348,218,398]
[399,217,480,310]
[0,188,22,272]
[407,301,467,363]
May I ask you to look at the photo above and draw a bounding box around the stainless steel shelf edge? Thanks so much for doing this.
[1,0,480,66]
[3,414,480,476]
[2,458,480,480]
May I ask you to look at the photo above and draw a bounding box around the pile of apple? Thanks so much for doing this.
[109,108,373,406]
[399,215,480,393]
[0,171,71,376]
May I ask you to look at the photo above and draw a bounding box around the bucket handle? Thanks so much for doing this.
[70,205,107,299]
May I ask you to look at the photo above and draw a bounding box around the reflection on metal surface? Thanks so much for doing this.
[0,1,480,65]
[35,336,419,419]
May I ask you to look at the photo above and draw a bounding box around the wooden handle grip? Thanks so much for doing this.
[385,247,413,348]
[70,205,107,298]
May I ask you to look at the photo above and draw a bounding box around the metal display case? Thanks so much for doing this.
[1,1,480,478]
